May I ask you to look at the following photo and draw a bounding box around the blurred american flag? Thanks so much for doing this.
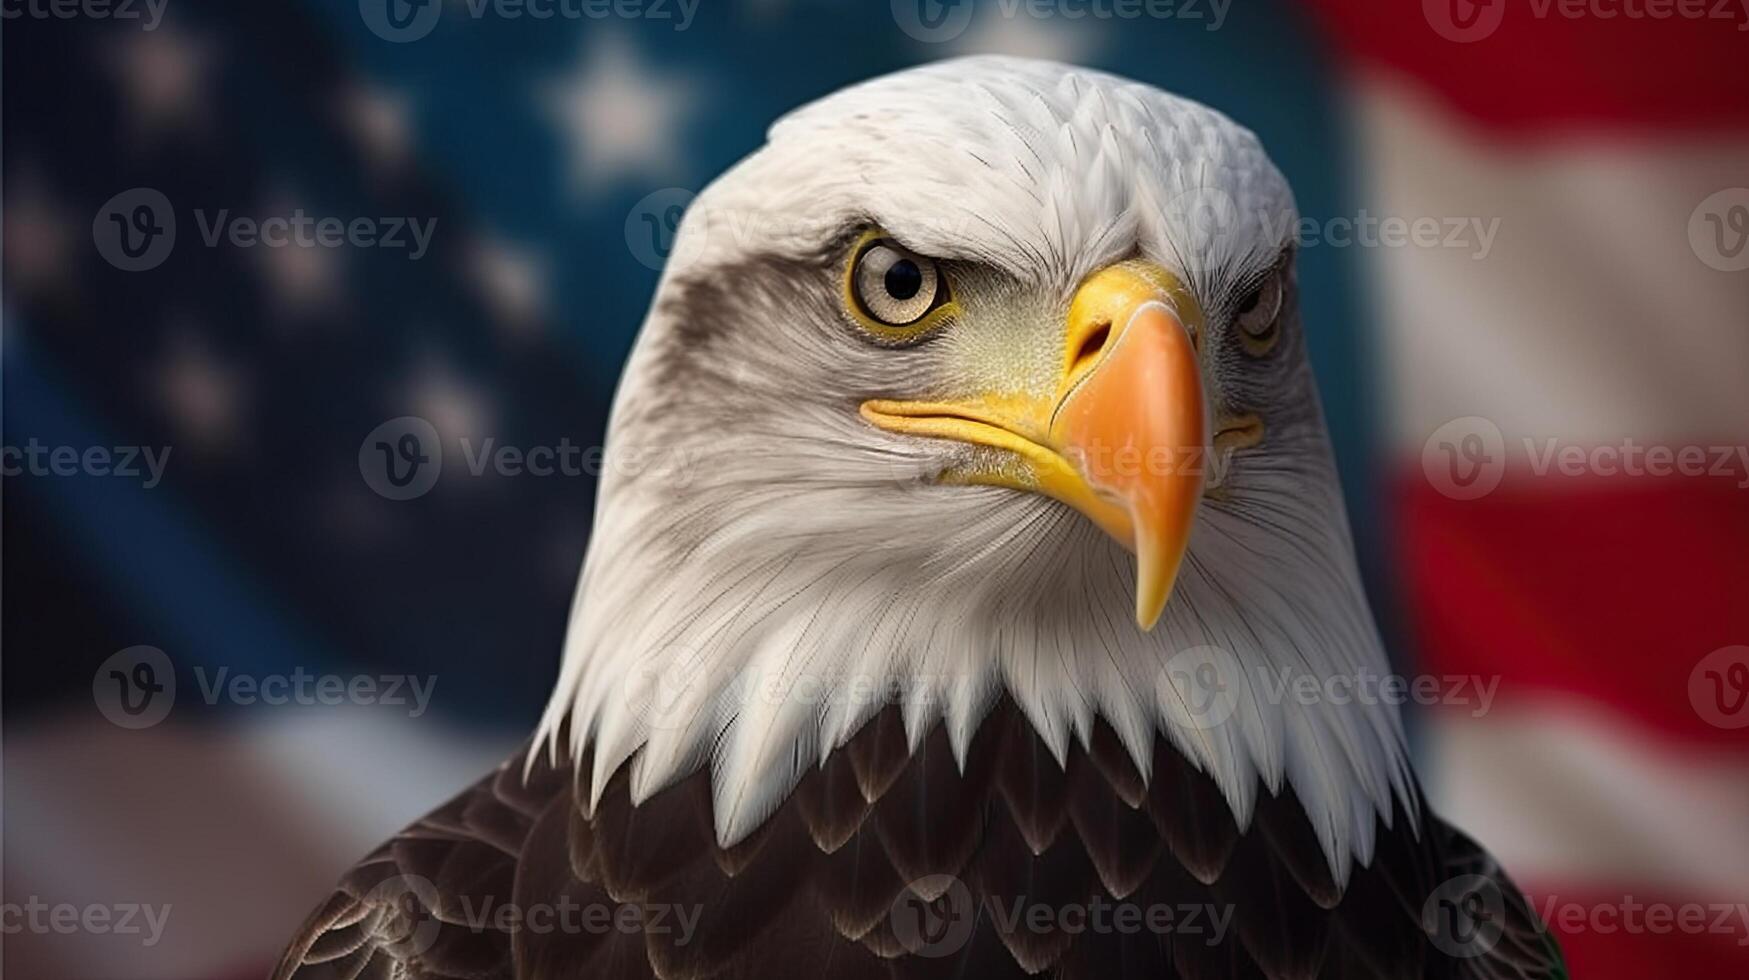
[3,1,1744,977]
[1305,3,1749,976]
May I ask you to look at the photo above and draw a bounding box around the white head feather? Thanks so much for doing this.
[535,56,1416,884]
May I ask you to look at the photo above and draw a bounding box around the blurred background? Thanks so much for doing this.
[3,1,1745,977]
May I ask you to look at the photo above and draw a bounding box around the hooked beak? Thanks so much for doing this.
[861,261,1208,630]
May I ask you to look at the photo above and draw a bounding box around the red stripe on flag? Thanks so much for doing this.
[1524,884,1749,978]
[1303,0,1749,134]
[1395,471,1749,747]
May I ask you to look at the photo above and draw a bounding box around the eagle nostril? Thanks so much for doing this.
[1070,319,1112,376]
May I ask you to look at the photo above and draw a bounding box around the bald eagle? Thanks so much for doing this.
[275,57,1565,980]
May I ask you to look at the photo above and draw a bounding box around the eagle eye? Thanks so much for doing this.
[844,233,954,341]
[1234,267,1284,357]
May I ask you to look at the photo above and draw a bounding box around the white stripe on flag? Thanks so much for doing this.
[1428,700,1749,903]
[1351,81,1749,452]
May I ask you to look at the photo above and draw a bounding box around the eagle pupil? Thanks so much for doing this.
[884,260,923,300]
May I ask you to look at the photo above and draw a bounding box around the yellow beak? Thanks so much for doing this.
[861,261,1207,630]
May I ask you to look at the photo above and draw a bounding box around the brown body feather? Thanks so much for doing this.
[273,701,1562,980]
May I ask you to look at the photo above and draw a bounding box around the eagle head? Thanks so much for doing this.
[540,56,1412,880]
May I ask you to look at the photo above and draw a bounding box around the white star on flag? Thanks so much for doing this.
[541,35,698,197]
[405,352,496,456]
[153,328,247,452]
[252,193,348,322]
[105,24,217,141]
[3,169,75,296]
[338,83,418,177]
[466,235,549,337]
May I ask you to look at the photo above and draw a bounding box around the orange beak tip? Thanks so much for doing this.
[1057,293,1205,633]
